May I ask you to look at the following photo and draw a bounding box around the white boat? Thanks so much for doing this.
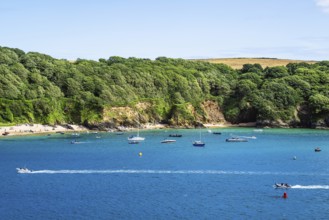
[193,126,205,147]
[161,139,176,143]
[226,137,248,142]
[128,120,145,141]
[193,140,205,147]
[16,167,32,174]
[128,135,145,141]
[239,136,257,139]
[275,183,291,189]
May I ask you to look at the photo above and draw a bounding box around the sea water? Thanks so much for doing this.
[1,128,329,219]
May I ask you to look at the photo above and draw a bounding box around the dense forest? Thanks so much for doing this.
[1,46,329,129]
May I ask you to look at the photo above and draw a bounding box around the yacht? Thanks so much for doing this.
[193,140,205,147]
[193,126,205,147]
[128,119,145,141]
[128,135,145,141]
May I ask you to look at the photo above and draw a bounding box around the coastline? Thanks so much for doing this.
[0,122,257,137]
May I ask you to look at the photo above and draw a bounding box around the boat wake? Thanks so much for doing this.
[21,169,329,177]
[291,185,329,189]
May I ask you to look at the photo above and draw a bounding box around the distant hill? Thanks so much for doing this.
[192,58,318,69]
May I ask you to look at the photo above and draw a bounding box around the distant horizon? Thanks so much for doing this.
[1,0,329,61]
[2,44,324,63]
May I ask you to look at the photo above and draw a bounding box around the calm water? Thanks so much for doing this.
[1,128,329,219]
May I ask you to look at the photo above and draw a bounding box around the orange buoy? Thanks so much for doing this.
[283,192,288,199]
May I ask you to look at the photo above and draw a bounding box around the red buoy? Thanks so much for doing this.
[283,192,288,199]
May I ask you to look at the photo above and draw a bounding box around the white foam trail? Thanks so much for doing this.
[23,169,329,176]
[291,185,329,189]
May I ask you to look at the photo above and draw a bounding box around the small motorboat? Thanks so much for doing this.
[193,141,205,147]
[169,134,182,137]
[225,137,248,142]
[16,167,32,174]
[275,183,291,189]
[212,132,222,135]
[314,147,321,152]
[161,139,176,143]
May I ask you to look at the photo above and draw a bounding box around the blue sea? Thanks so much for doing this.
[1,128,329,219]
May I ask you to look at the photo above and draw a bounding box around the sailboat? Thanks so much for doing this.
[193,126,205,147]
[128,117,145,142]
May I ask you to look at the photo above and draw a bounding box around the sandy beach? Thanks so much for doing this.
[0,124,88,137]
[0,123,169,137]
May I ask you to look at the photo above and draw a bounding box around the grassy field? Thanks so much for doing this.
[192,58,317,69]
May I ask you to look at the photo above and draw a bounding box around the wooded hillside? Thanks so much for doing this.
[1,46,329,128]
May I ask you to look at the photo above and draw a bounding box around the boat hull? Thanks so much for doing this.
[128,137,145,141]
[226,138,248,142]
[169,134,182,137]
[193,141,205,147]
[161,139,176,143]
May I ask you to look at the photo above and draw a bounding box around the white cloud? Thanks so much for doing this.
[315,0,329,13]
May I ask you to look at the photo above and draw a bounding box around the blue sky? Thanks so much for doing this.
[1,0,329,61]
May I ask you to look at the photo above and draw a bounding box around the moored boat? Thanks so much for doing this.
[212,132,222,135]
[128,135,145,141]
[193,140,205,147]
[193,126,205,147]
[128,122,145,141]
[169,134,182,137]
[226,137,248,142]
[161,139,176,143]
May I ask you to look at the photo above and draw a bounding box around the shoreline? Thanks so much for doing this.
[0,124,88,137]
[0,122,258,138]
